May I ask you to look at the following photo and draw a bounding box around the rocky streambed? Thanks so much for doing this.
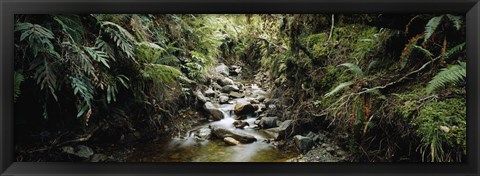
[124,63,350,162]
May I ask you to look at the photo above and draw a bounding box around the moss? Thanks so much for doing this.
[415,97,466,161]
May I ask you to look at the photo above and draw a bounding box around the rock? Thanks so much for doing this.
[219,96,229,104]
[90,154,109,162]
[194,89,210,103]
[264,120,293,140]
[218,77,235,86]
[326,147,335,153]
[212,82,222,90]
[249,98,260,104]
[224,137,241,145]
[204,102,224,121]
[257,95,266,102]
[221,85,240,93]
[76,145,94,158]
[336,150,347,156]
[212,128,257,144]
[204,88,216,97]
[229,92,244,98]
[294,135,314,154]
[233,120,249,128]
[215,63,230,76]
[229,65,242,75]
[234,102,256,116]
[259,117,278,129]
[194,127,212,139]
[234,115,247,120]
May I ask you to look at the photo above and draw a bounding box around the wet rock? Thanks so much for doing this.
[234,114,247,120]
[215,63,230,76]
[233,120,249,129]
[259,117,278,129]
[219,95,229,104]
[194,127,212,139]
[234,102,256,116]
[306,132,320,143]
[90,154,109,162]
[221,85,240,93]
[229,92,244,98]
[224,137,241,145]
[294,135,314,154]
[264,120,293,140]
[229,65,242,75]
[218,77,235,86]
[212,128,257,144]
[204,88,216,97]
[194,89,210,103]
[204,102,224,121]
[249,98,260,104]
[212,82,223,90]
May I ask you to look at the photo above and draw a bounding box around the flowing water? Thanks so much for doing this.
[127,82,296,162]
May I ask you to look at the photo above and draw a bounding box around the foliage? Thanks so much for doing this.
[14,71,25,102]
[426,62,466,94]
[415,98,466,162]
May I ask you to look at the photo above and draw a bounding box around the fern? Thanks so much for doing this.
[446,14,462,30]
[325,81,353,97]
[84,46,110,68]
[14,70,25,102]
[101,21,136,60]
[71,76,94,118]
[54,15,84,43]
[338,63,364,77]
[424,15,444,43]
[30,58,58,101]
[445,42,465,59]
[15,22,57,57]
[426,62,466,94]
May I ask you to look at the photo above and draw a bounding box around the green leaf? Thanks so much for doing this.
[338,63,364,77]
[424,15,444,43]
[325,81,353,97]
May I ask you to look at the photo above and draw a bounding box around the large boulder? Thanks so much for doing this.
[204,102,224,121]
[229,65,242,75]
[264,120,293,140]
[218,77,235,86]
[234,102,256,116]
[221,85,240,93]
[258,117,278,129]
[194,89,210,103]
[219,95,230,104]
[294,135,314,153]
[215,63,230,76]
[212,128,257,144]
[233,120,249,129]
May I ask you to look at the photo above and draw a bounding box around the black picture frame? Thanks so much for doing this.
[1,0,479,175]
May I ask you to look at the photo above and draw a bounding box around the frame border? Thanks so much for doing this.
[1,0,479,175]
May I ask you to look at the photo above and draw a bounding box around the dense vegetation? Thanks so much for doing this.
[14,14,466,162]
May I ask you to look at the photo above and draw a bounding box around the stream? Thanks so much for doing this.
[127,71,297,162]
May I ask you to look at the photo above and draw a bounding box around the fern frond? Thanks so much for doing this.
[143,64,182,84]
[70,76,94,118]
[424,15,444,43]
[446,14,462,30]
[30,58,58,101]
[54,15,84,42]
[15,23,56,57]
[84,46,110,68]
[325,81,353,97]
[445,42,465,59]
[14,70,25,102]
[101,21,136,60]
[412,45,434,58]
[338,63,364,77]
[426,62,466,94]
